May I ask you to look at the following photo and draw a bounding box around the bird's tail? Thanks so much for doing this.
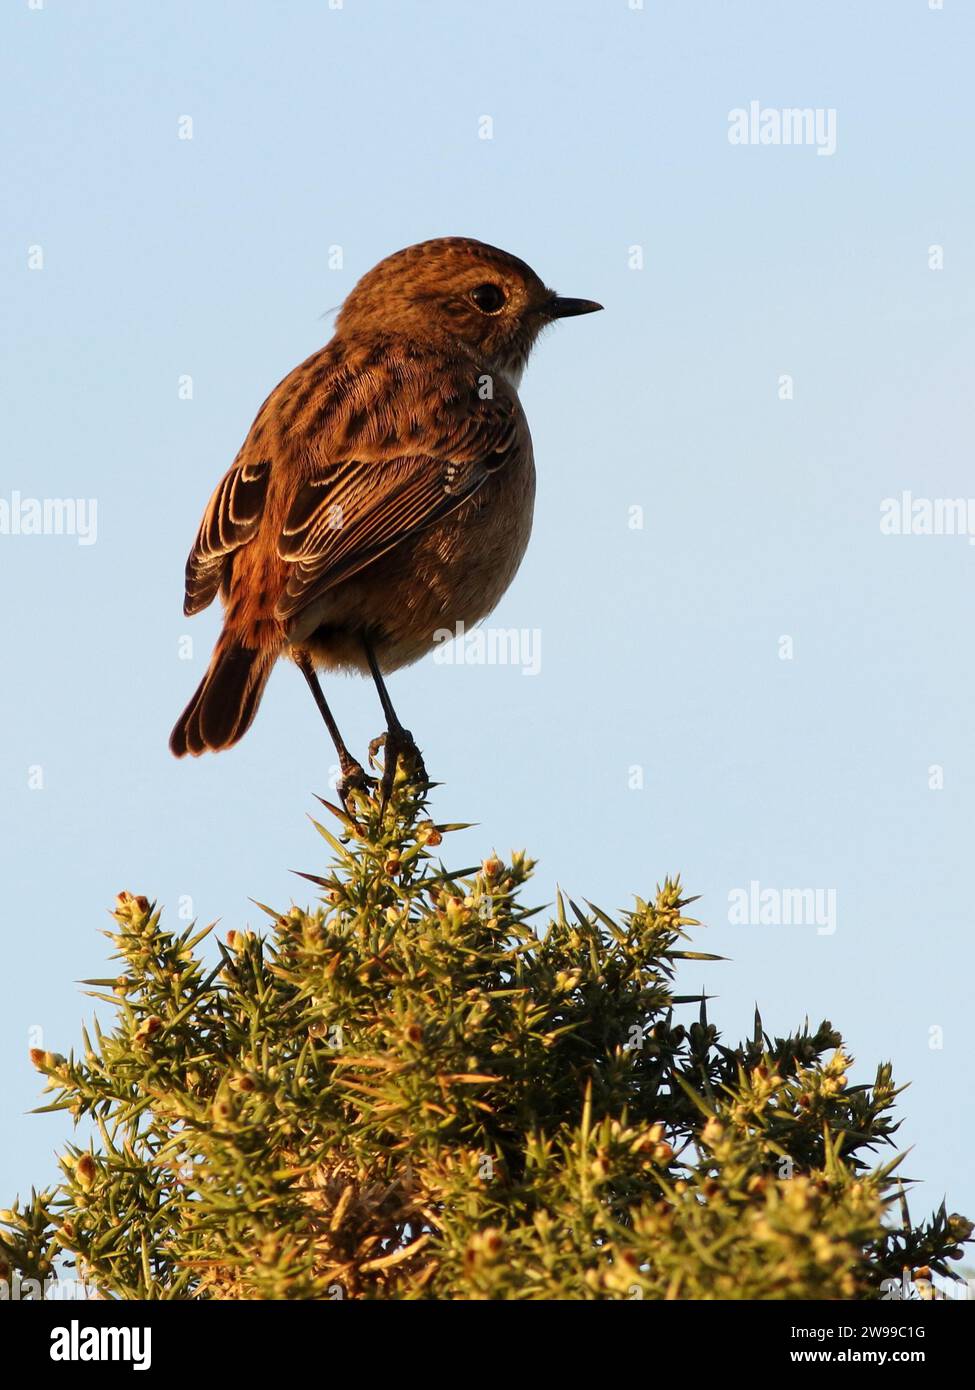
[169,634,275,757]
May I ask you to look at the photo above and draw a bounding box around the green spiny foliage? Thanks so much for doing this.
[1,766,970,1300]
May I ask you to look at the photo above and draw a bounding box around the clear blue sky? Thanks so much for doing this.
[3,0,973,1236]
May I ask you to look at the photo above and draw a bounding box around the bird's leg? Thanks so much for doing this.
[363,636,427,814]
[295,649,374,810]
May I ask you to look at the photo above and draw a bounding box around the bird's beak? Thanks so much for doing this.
[547,296,604,319]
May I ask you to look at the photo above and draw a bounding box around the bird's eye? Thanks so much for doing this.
[469,283,506,314]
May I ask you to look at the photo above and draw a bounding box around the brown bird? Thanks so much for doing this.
[169,236,602,808]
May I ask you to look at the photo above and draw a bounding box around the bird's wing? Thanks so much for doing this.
[182,456,270,616]
[275,389,520,626]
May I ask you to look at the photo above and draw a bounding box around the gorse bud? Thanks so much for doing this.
[75,1155,97,1191]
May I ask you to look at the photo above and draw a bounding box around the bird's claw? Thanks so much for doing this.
[369,727,427,817]
[337,759,376,815]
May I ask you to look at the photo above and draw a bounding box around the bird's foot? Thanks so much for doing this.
[337,757,376,815]
[368,726,427,818]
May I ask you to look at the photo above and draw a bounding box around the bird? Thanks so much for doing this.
[169,236,602,811]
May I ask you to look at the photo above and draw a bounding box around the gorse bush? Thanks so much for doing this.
[1,764,970,1299]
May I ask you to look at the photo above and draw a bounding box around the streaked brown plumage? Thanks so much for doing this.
[169,237,601,805]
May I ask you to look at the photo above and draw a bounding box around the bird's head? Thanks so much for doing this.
[335,237,602,382]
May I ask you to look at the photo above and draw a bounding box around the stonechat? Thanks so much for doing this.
[169,237,602,807]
